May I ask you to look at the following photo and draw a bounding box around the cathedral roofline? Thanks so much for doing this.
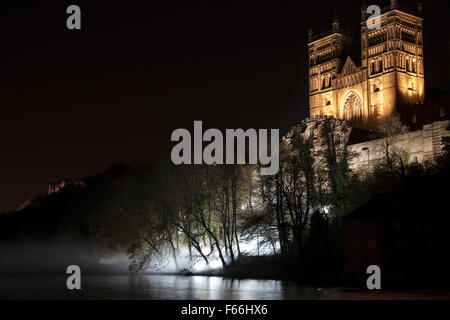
[379,8,422,21]
[308,30,353,44]
[338,56,361,77]
[365,3,423,22]
[308,10,353,43]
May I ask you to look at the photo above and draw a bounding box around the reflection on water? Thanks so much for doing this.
[0,274,449,300]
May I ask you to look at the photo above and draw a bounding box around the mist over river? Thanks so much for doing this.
[1,274,450,300]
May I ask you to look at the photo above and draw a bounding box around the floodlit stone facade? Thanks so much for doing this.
[308,1,425,127]
[289,115,449,173]
[348,120,449,171]
[296,1,450,170]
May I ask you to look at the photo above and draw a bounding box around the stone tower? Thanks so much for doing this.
[308,1,425,127]
[360,0,425,118]
[308,14,354,120]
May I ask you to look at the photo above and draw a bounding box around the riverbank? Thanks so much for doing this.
[173,255,344,286]
[167,255,450,292]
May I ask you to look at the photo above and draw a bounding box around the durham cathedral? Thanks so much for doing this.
[289,0,450,171]
[308,0,425,125]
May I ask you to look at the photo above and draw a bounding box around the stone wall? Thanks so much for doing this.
[348,120,449,172]
[286,116,449,174]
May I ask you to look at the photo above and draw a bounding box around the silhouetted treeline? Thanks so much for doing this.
[0,163,157,246]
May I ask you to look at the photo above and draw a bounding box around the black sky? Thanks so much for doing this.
[0,1,448,211]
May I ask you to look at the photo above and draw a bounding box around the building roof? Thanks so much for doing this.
[344,193,405,221]
[344,173,450,222]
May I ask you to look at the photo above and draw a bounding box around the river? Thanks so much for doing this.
[1,274,450,300]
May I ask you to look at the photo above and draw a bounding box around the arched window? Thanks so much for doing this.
[371,62,376,75]
[343,92,363,125]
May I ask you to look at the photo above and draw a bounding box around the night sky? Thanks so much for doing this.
[0,1,448,211]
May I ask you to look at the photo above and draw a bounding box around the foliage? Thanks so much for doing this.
[2,115,449,281]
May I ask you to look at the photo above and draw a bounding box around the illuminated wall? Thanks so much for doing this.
[308,18,354,119]
[308,3,425,128]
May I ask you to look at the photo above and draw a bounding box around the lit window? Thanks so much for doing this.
[412,114,417,124]
[440,106,445,118]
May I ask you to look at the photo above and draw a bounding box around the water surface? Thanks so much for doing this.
[0,274,449,300]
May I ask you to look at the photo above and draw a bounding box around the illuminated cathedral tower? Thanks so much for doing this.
[308,0,425,127]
